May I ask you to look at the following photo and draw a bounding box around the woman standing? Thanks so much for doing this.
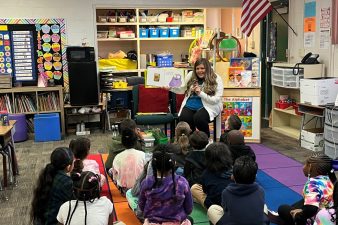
[170,58,223,137]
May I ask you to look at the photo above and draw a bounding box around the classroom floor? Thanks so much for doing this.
[0,128,312,225]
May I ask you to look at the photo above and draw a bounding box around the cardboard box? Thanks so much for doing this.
[300,78,338,105]
[301,128,324,151]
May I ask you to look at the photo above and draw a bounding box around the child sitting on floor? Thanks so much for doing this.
[112,127,146,195]
[105,119,145,172]
[138,144,193,225]
[275,152,336,225]
[70,137,105,186]
[207,155,268,225]
[219,114,242,145]
[184,130,209,186]
[226,130,256,163]
[314,180,338,225]
[191,142,233,209]
[57,171,115,225]
[31,147,74,225]
[172,121,192,175]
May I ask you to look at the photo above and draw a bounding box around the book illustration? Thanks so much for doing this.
[146,68,184,88]
[228,66,244,87]
[239,70,252,87]
[168,73,182,87]
[230,58,253,70]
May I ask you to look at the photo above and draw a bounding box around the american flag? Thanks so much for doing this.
[241,0,273,37]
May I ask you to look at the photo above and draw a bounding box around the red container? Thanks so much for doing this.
[278,102,290,109]
[166,17,173,22]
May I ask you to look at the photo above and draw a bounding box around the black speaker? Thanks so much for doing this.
[68,61,99,106]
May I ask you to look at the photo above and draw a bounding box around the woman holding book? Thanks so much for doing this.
[168,58,223,137]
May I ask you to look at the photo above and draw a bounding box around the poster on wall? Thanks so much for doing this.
[304,0,316,48]
[319,6,331,50]
[229,57,260,88]
[35,23,63,85]
[222,97,253,137]
[0,27,13,75]
[0,18,68,90]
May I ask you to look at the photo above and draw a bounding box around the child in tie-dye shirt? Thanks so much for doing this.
[314,181,338,225]
[277,152,336,225]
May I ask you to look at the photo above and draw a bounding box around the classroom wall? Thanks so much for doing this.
[288,0,338,77]
[0,0,241,47]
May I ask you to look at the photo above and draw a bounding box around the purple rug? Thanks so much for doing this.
[264,167,306,187]
[256,154,303,169]
[253,144,307,193]
[249,144,278,155]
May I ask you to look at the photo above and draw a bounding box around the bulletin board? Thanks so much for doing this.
[0,18,69,90]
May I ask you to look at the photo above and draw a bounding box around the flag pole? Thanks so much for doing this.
[272,7,298,36]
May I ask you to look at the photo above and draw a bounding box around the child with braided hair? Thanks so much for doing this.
[57,171,114,225]
[138,144,193,225]
[274,152,336,225]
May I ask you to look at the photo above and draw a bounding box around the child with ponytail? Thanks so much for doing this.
[172,121,192,174]
[275,152,336,225]
[30,147,74,225]
[57,171,114,225]
[138,144,193,225]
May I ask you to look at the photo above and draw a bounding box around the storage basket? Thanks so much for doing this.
[324,123,338,143]
[149,28,159,38]
[139,28,149,38]
[271,66,303,88]
[156,54,173,67]
[169,27,180,37]
[324,139,338,159]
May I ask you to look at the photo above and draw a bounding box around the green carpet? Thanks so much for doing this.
[190,203,209,224]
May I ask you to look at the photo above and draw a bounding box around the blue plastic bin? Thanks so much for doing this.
[159,27,169,37]
[149,28,159,38]
[169,27,180,37]
[156,54,173,67]
[139,28,149,38]
[34,113,61,142]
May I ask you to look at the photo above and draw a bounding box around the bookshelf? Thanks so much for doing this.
[0,86,65,136]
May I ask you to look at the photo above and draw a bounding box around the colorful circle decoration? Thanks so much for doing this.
[42,33,51,42]
[4,46,10,51]
[0,69,5,73]
[37,50,43,57]
[6,68,12,73]
[41,24,51,34]
[52,53,61,62]
[0,52,4,57]
[42,43,51,52]
[53,71,62,80]
[0,58,4,63]
[51,33,60,43]
[51,24,60,34]
[37,57,43,64]
[53,61,62,70]
[51,43,60,52]
[5,52,10,57]
[43,52,53,62]
[44,61,53,70]
[45,71,53,78]
[6,58,11,62]
[0,63,4,68]
[6,63,11,68]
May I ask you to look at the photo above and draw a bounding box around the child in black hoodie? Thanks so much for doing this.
[207,156,269,225]
[227,130,256,163]
[219,115,242,145]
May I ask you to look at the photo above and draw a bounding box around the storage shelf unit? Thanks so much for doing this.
[271,86,301,139]
[0,86,65,135]
[95,7,206,76]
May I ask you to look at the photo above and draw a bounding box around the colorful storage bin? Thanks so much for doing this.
[159,27,169,38]
[169,27,180,37]
[156,54,173,67]
[139,28,149,38]
[149,28,159,38]
[34,113,61,142]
